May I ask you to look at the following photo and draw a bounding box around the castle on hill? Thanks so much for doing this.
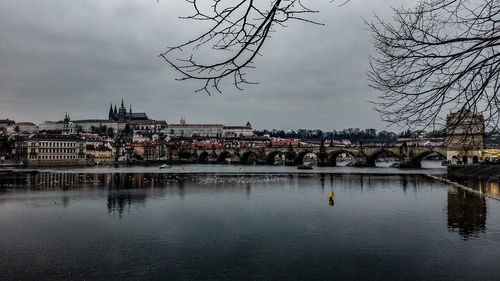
[108,99,148,122]
[39,99,151,133]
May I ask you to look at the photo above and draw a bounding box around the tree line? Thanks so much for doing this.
[254,128,445,144]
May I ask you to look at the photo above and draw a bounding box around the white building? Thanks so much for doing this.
[168,120,224,138]
[128,120,168,134]
[223,122,253,138]
[17,134,87,167]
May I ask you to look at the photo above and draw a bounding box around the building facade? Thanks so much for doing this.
[168,121,224,138]
[168,118,254,139]
[446,110,484,164]
[222,122,253,138]
[128,120,168,134]
[17,134,87,167]
[86,145,114,164]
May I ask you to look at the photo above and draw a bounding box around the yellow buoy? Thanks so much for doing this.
[329,192,334,199]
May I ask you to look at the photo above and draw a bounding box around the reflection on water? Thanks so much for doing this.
[447,186,486,239]
[4,161,447,175]
[107,192,147,217]
[0,171,499,280]
[449,177,500,198]
[0,172,495,241]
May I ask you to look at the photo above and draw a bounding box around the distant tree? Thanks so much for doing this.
[377,130,397,142]
[107,127,115,138]
[368,0,500,130]
[398,129,411,138]
[365,128,376,138]
[124,124,131,136]
[100,125,108,135]
[427,129,446,138]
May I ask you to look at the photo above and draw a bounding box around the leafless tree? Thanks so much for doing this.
[160,0,327,95]
[368,0,500,131]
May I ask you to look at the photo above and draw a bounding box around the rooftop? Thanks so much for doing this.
[128,120,167,125]
[169,123,224,127]
[73,119,116,123]
[223,126,252,130]
[26,134,84,141]
[15,122,37,126]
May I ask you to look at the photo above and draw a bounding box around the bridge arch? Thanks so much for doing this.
[326,150,358,166]
[266,150,284,165]
[198,151,209,163]
[217,151,232,163]
[230,153,241,164]
[295,150,318,165]
[178,149,193,161]
[366,149,399,167]
[241,151,259,164]
[412,150,446,168]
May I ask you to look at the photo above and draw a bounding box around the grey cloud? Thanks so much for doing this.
[0,0,413,131]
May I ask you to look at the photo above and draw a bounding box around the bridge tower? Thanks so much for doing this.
[445,110,484,164]
[317,139,328,166]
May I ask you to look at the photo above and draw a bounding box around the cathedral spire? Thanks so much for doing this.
[109,104,114,120]
[129,104,132,114]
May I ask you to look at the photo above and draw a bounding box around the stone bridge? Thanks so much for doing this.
[170,145,447,168]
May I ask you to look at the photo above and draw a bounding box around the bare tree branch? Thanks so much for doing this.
[368,0,500,132]
[160,0,325,95]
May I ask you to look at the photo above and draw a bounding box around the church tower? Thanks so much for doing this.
[118,99,127,122]
[108,104,114,120]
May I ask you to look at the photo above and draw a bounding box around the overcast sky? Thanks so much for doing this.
[0,0,413,131]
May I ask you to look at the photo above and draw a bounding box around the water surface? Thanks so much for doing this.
[0,165,499,280]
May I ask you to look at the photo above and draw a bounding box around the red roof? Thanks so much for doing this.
[85,134,103,141]
[272,140,299,146]
[132,141,159,147]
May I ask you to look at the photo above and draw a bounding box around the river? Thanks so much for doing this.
[0,161,499,280]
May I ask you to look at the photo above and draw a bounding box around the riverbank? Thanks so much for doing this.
[448,164,500,181]
[427,174,500,201]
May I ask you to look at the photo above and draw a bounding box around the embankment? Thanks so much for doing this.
[448,165,500,181]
